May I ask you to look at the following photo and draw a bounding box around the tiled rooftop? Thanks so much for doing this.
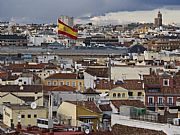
[43,85,76,92]
[0,85,43,92]
[119,80,143,90]
[67,101,102,113]
[45,73,78,80]
[85,67,109,78]
[99,104,112,112]
[111,100,145,109]
[82,87,100,94]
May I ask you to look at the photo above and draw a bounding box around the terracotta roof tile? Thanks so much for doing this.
[95,79,117,90]
[111,124,166,135]
[67,101,102,113]
[119,80,143,90]
[6,63,44,70]
[82,88,100,94]
[0,85,43,93]
[111,100,145,108]
[43,85,76,92]
[0,71,8,78]
[99,104,112,111]
[85,68,109,78]
[45,73,78,80]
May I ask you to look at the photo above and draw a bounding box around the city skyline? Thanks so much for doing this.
[0,0,180,24]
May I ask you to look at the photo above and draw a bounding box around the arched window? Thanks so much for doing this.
[118,93,121,98]
[122,93,125,98]
[113,93,116,97]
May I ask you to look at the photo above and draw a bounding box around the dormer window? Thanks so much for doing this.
[163,79,169,86]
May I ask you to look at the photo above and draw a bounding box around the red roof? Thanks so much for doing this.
[111,100,145,108]
[0,85,43,93]
[0,71,8,78]
[43,85,76,92]
[67,101,102,113]
[99,104,112,111]
[119,80,143,90]
[45,73,78,80]
[85,67,109,78]
[95,79,117,90]
[7,63,45,70]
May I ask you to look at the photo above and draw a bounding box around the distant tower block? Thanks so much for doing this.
[59,15,74,27]
[154,11,162,28]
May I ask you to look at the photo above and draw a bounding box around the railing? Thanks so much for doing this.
[128,96,144,101]
[147,103,176,107]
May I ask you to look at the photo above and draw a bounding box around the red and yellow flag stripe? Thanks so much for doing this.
[58,19,78,40]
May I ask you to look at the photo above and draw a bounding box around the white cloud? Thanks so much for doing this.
[87,8,180,25]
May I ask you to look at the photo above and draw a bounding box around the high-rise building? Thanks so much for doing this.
[59,15,74,27]
[154,11,162,28]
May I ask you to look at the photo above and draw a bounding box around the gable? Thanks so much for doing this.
[77,105,101,117]
[111,86,128,92]
[0,93,24,104]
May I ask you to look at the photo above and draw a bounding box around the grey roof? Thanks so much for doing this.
[0,35,27,40]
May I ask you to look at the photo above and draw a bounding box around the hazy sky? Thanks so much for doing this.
[0,0,180,24]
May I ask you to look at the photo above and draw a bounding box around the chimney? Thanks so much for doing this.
[150,68,152,75]
[20,86,24,90]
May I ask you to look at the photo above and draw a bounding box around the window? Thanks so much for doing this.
[113,93,116,97]
[53,82,57,86]
[28,114,31,118]
[72,82,76,87]
[158,97,163,104]
[163,79,169,86]
[105,92,109,96]
[79,82,82,86]
[66,82,70,86]
[48,82,51,86]
[21,115,25,118]
[148,97,154,104]
[60,82,64,86]
[167,97,173,104]
[24,82,27,85]
[85,119,91,123]
[138,92,142,96]
[34,114,37,118]
[19,79,22,82]
[147,88,160,93]
[128,92,133,96]
[118,93,121,98]
[122,93,125,98]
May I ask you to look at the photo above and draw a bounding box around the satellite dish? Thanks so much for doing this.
[85,129,90,134]
[31,102,37,109]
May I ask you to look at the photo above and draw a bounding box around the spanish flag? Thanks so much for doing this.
[58,19,78,40]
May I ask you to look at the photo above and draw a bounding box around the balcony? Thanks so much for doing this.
[147,103,155,107]
[166,103,176,107]
[128,96,144,102]
[147,103,176,107]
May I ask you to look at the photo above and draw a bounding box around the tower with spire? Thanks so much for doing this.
[154,11,162,28]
